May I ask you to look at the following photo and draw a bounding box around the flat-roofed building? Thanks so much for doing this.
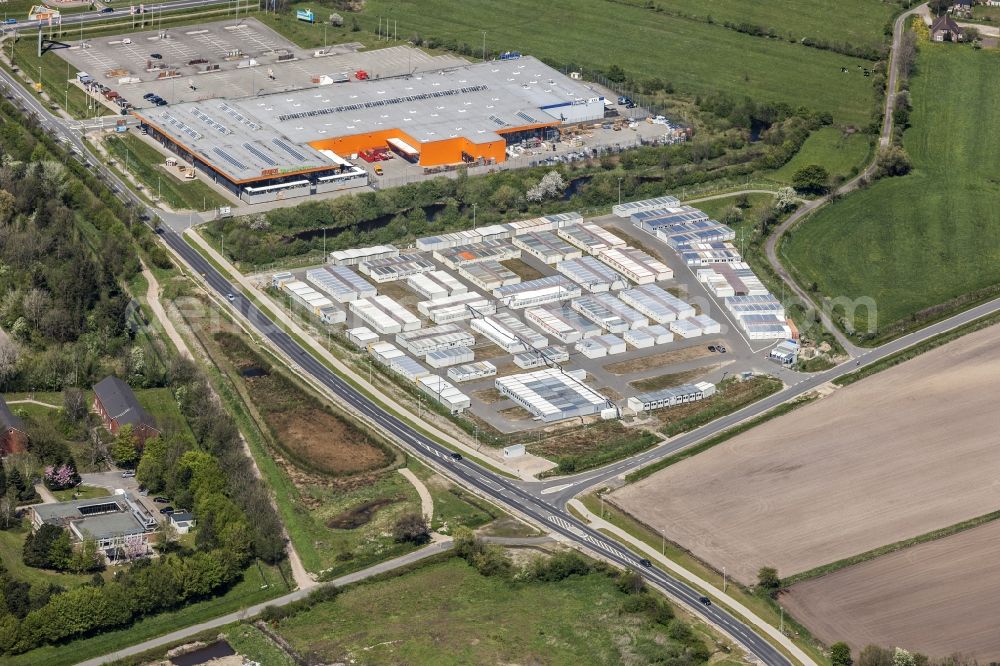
[506,212,583,235]
[349,295,421,334]
[418,292,496,324]
[495,367,610,423]
[471,312,547,353]
[417,375,471,414]
[435,239,521,269]
[557,223,628,255]
[571,293,649,333]
[347,326,379,348]
[396,324,475,356]
[407,270,467,300]
[511,230,582,264]
[669,318,703,339]
[426,346,475,368]
[619,284,695,323]
[494,275,581,309]
[524,303,602,344]
[458,260,521,291]
[359,252,436,283]
[330,245,399,267]
[448,361,497,383]
[627,381,716,413]
[306,265,377,303]
[557,256,630,293]
[576,334,627,358]
[612,196,681,218]
[30,490,157,559]
[513,346,569,369]
[597,247,673,284]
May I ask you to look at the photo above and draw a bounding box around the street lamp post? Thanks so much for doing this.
[472,202,477,230]
[617,176,623,205]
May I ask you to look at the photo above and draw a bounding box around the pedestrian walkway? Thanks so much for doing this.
[142,262,192,359]
[398,468,434,523]
[568,499,815,666]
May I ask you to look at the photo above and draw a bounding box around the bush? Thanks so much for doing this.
[393,513,430,545]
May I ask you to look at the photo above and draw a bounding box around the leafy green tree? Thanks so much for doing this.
[616,569,646,595]
[857,645,894,666]
[47,530,73,571]
[831,642,853,666]
[757,566,781,591]
[135,436,169,492]
[23,525,64,569]
[791,164,830,194]
[111,424,139,467]
[71,539,103,573]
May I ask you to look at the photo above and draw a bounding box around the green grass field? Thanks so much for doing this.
[782,46,1000,341]
[274,557,721,665]
[103,134,231,212]
[772,127,872,183]
[360,0,878,125]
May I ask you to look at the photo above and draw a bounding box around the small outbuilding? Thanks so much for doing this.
[169,511,196,535]
[92,376,160,445]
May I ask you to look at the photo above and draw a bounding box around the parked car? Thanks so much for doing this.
[3,18,17,25]
[708,345,717,352]
[154,99,167,106]
[149,53,162,60]
[159,506,175,514]
[121,470,136,478]
[718,346,727,354]
[143,92,155,100]
[153,496,169,503]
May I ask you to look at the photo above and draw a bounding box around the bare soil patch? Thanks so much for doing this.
[326,497,401,529]
[501,258,545,282]
[611,324,1000,584]
[782,519,1000,660]
[604,342,722,375]
[629,364,720,393]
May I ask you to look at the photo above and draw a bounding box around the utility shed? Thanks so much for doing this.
[557,256,630,292]
[448,361,497,383]
[511,230,583,264]
[458,260,521,291]
[418,292,496,324]
[669,319,703,339]
[407,270,467,300]
[426,346,475,368]
[619,284,695,323]
[359,252,436,283]
[417,375,471,414]
[396,324,475,356]
[494,275,581,309]
[495,367,609,423]
[689,314,721,335]
[307,265,377,303]
[628,324,674,345]
[597,247,673,284]
[524,303,602,344]
[571,293,649,333]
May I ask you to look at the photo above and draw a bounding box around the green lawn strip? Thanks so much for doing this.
[405,458,498,534]
[771,127,872,184]
[0,524,93,589]
[659,376,783,438]
[785,509,1000,587]
[537,429,660,478]
[360,0,877,125]
[51,485,110,501]
[580,495,827,665]
[4,560,290,666]
[136,387,196,441]
[834,309,1000,386]
[223,623,297,666]
[627,394,816,484]
[103,133,229,211]
[782,46,1000,344]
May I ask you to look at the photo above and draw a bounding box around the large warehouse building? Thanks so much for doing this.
[134,55,605,202]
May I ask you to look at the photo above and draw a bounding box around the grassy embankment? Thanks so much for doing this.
[783,46,1000,345]
[103,133,230,212]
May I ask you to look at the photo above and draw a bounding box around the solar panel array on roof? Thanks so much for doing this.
[191,108,230,135]
[571,293,649,333]
[619,284,696,323]
[242,143,278,166]
[612,196,682,217]
[272,138,308,162]
[495,367,608,422]
[219,102,261,131]
[213,147,248,172]
[160,112,203,140]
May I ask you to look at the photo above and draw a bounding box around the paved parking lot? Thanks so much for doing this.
[56,18,468,110]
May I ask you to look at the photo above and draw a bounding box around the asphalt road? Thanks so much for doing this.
[5,0,231,32]
[3,2,992,661]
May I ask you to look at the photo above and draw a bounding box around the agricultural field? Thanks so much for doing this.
[361,0,879,125]
[771,127,871,184]
[782,520,1000,660]
[610,323,1000,584]
[272,556,731,665]
[782,46,1000,341]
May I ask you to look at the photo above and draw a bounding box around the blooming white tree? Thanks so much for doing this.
[525,171,566,203]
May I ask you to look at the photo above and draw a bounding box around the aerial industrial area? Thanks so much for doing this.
[0,1,997,665]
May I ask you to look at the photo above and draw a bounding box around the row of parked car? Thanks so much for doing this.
[143,92,168,106]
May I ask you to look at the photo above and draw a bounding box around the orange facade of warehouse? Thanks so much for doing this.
[308,121,558,167]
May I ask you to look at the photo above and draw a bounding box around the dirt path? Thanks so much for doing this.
[398,468,434,524]
[34,484,58,504]
[142,262,192,359]
[7,399,59,409]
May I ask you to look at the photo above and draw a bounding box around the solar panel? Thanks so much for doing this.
[212,147,248,172]
[489,114,509,127]
[516,111,538,124]
[219,102,261,131]
[242,142,277,166]
[271,138,307,162]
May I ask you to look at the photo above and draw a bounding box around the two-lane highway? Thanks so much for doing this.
[159,226,792,665]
